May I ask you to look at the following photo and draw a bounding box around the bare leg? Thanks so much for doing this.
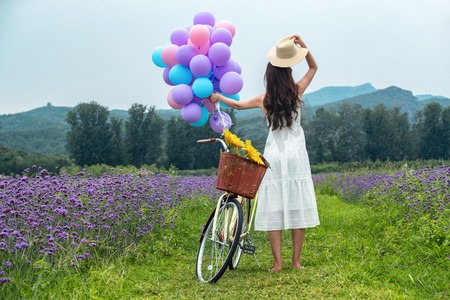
[267,230,282,271]
[292,228,306,269]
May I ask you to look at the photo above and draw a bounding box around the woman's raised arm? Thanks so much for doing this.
[291,35,318,98]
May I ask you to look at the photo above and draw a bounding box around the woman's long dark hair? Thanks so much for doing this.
[263,63,302,130]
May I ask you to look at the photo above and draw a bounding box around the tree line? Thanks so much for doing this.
[304,102,449,164]
[65,101,233,170]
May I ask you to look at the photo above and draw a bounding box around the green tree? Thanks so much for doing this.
[414,103,448,159]
[307,107,338,163]
[362,104,391,161]
[66,101,113,165]
[334,104,364,162]
[125,104,163,167]
[110,116,126,166]
[387,107,411,160]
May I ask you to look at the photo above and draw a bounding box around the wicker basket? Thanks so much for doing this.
[216,152,268,199]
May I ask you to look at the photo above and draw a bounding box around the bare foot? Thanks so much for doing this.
[269,266,282,272]
[292,264,304,269]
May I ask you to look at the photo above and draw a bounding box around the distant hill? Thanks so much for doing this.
[302,83,376,107]
[1,84,448,155]
[315,86,426,119]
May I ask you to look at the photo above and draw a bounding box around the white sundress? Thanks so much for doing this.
[254,109,320,231]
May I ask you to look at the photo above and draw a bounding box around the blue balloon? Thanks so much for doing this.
[219,92,240,108]
[190,105,209,127]
[192,77,213,98]
[152,46,167,68]
[169,65,192,85]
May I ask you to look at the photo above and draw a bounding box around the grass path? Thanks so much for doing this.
[41,194,448,299]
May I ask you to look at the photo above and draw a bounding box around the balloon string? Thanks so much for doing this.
[214,102,233,129]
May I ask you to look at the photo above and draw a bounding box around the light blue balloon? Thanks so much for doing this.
[190,105,209,127]
[219,92,240,108]
[169,65,193,85]
[152,46,167,68]
[192,77,213,98]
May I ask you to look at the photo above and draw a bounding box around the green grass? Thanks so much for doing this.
[8,193,449,299]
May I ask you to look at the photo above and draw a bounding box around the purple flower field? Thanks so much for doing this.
[313,165,449,230]
[0,167,222,286]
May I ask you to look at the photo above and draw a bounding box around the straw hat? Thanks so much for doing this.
[268,36,309,68]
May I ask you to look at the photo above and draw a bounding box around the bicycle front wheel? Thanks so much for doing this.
[196,197,243,283]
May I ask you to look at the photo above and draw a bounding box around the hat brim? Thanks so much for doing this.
[268,46,309,68]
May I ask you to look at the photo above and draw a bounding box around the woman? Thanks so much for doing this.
[210,34,319,272]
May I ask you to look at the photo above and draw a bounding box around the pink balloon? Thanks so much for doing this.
[188,39,210,55]
[215,20,236,37]
[167,89,183,109]
[208,42,231,66]
[211,28,232,46]
[220,71,243,95]
[193,11,215,27]
[202,97,216,112]
[189,25,210,46]
[161,44,179,67]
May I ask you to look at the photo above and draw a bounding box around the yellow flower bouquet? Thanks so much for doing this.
[216,130,269,198]
[222,129,263,165]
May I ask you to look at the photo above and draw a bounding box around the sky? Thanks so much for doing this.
[0,0,449,115]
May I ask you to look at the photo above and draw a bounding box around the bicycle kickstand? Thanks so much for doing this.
[245,236,260,268]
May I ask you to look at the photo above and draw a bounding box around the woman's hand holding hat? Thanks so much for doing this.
[290,34,306,48]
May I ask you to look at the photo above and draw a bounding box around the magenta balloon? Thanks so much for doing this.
[163,67,174,86]
[189,55,212,78]
[208,42,230,66]
[170,28,189,46]
[220,71,243,95]
[215,20,236,37]
[210,111,232,133]
[176,45,197,66]
[193,11,215,27]
[181,102,202,123]
[167,89,183,109]
[189,25,210,46]
[161,44,179,67]
[211,28,233,46]
[172,84,193,105]
[213,59,241,80]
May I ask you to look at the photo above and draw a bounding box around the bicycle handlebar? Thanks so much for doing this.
[197,138,228,152]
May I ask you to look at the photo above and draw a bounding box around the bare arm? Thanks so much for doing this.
[291,35,318,98]
[210,93,266,113]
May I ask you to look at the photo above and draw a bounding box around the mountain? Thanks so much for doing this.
[302,83,376,107]
[419,97,450,107]
[315,86,425,119]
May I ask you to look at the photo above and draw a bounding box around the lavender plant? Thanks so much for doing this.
[0,166,222,287]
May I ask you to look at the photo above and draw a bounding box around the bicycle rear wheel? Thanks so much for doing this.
[196,197,243,283]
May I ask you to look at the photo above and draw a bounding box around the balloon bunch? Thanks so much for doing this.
[152,11,242,133]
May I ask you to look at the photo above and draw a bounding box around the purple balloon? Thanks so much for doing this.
[163,67,174,86]
[193,11,215,27]
[212,78,221,92]
[190,55,212,78]
[211,28,233,46]
[176,45,197,67]
[208,42,231,66]
[220,71,243,95]
[210,111,232,133]
[170,28,189,46]
[181,102,202,123]
[172,84,193,105]
[213,59,241,80]
[192,95,203,104]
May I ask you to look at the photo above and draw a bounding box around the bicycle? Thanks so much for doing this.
[195,138,269,283]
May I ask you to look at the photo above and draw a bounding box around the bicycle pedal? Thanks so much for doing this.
[242,244,256,255]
